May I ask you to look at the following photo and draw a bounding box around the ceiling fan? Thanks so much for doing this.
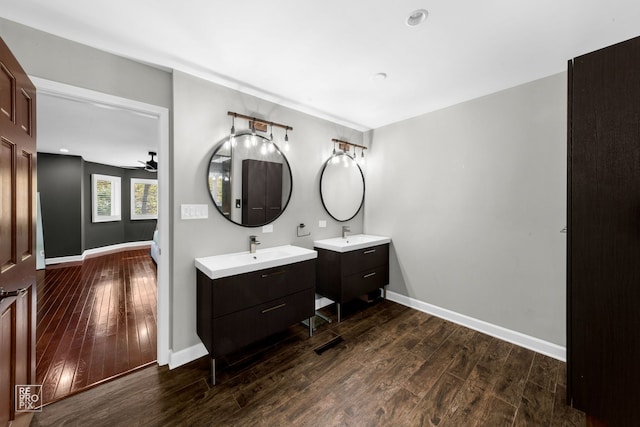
[138,151,158,172]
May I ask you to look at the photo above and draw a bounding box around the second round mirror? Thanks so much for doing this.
[319,152,365,222]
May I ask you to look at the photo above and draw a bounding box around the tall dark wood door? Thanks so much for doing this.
[568,35,640,426]
[242,159,282,226]
[265,161,282,223]
[0,37,37,426]
[242,159,266,225]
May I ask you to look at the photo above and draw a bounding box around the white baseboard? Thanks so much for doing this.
[45,241,153,265]
[168,343,208,370]
[386,290,566,362]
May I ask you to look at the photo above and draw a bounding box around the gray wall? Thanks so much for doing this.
[38,153,157,258]
[365,73,567,346]
[0,17,171,109]
[38,153,83,257]
[172,70,364,352]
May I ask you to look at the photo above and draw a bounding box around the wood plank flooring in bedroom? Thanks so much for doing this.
[36,248,157,405]
[33,297,584,426]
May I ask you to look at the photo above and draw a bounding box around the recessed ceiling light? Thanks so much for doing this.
[371,72,388,82]
[406,9,428,27]
[59,148,69,153]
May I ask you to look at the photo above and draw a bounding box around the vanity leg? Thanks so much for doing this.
[382,286,386,300]
[309,316,314,337]
[337,303,342,323]
[211,358,216,386]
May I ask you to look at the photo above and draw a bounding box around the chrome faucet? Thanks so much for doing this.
[249,235,260,254]
[342,225,351,239]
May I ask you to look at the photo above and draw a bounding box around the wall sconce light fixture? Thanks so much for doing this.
[331,138,367,165]
[228,111,293,151]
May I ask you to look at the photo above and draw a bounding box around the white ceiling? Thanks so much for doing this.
[3,0,640,159]
[37,92,159,168]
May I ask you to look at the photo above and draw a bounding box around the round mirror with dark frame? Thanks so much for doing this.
[208,132,292,227]
[319,152,365,222]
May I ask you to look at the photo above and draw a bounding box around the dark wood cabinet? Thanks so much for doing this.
[567,35,640,426]
[242,159,283,225]
[315,244,389,321]
[196,259,315,384]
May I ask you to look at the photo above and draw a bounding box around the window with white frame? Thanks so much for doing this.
[92,174,121,222]
[131,178,158,220]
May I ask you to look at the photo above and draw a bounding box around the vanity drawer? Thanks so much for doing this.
[260,288,314,337]
[210,303,265,357]
[209,259,315,318]
[341,265,389,302]
[211,288,314,357]
[341,244,389,276]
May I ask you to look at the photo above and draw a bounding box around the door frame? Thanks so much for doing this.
[31,77,170,366]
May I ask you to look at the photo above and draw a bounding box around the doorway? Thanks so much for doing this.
[32,78,170,403]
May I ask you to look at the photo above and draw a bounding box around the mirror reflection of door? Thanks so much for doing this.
[264,160,283,223]
[242,159,283,225]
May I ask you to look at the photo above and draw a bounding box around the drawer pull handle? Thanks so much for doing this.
[363,272,377,279]
[261,271,286,278]
[363,249,376,254]
[262,303,286,313]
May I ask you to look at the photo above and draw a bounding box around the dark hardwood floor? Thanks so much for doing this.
[36,248,157,405]
[32,298,584,426]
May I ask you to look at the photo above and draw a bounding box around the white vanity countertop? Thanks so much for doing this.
[195,244,317,280]
[313,234,391,253]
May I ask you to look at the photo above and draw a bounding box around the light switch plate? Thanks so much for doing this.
[262,224,273,233]
[319,220,327,228]
[181,204,208,220]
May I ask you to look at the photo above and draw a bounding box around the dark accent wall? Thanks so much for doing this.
[83,161,157,250]
[37,153,83,257]
[82,162,125,249]
[124,169,159,243]
[37,153,157,258]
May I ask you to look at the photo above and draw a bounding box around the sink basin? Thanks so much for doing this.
[195,244,317,279]
[313,234,391,253]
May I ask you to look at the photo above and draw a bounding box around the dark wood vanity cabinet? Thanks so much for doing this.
[197,259,315,382]
[315,244,389,321]
[567,35,640,426]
